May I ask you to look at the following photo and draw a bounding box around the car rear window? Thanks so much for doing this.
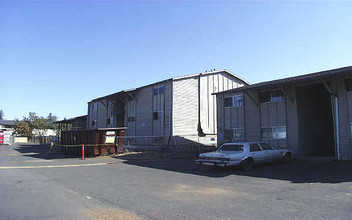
[218,145,244,152]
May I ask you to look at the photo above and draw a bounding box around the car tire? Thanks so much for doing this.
[241,158,253,171]
[282,153,292,163]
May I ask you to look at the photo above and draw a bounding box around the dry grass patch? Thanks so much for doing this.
[88,208,140,220]
[163,184,246,201]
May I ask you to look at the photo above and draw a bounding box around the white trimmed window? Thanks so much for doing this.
[224,128,245,141]
[261,126,286,139]
[259,90,284,103]
[154,86,164,95]
[224,94,243,107]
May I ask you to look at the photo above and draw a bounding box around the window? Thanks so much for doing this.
[224,129,233,140]
[250,144,262,152]
[158,86,164,94]
[224,128,244,141]
[108,100,113,106]
[346,78,352,92]
[153,88,159,95]
[271,90,284,102]
[153,111,163,120]
[234,128,244,140]
[261,128,273,139]
[259,91,271,103]
[218,144,244,152]
[92,120,96,126]
[154,86,164,95]
[233,95,244,107]
[260,143,273,150]
[224,95,243,107]
[273,127,286,139]
[259,90,284,103]
[224,97,232,107]
[93,103,98,110]
[261,126,286,139]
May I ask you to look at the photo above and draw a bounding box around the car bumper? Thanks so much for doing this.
[195,159,241,167]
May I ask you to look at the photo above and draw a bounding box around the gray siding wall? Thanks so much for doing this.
[87,102,92,129]
[173,77,198,136]
[106,99,114,128]
[244,92,261,141]
[217,76,352,160]
[132,82,172,143]
[153,83,165,138]
[284,85,300,154]
[260,99,287,148]
[217,94,225,144]
[97,100,108,128]
[87,102,98,130]
[334,77,352,160]
[126,98,136,137]
[164,81,172,141]
[135,86,153,137]
[199,72,245,135]
[218,89,294,149]
[173,72,246,146]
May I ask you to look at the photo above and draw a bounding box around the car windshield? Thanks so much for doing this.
[218,144,244,152]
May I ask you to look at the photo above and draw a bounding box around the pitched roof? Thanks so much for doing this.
[55,115,87,123]
[215,65,352,94]
[0,119,16,126]
[89,69,249,102]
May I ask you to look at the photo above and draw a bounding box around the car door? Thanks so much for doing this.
[249,143,265,163]
[259,143,276,161]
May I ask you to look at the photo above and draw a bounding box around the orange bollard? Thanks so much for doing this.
[49,142,53,153]
[82,144,85,160]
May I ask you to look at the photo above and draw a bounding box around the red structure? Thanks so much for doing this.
[0,132,4,145]
[60,128,126,156]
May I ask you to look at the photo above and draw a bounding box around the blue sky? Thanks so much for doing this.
[1,1,352,120]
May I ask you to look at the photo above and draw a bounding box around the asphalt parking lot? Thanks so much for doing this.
[1,143,352,219]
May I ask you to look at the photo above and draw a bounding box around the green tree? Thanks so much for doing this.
[33,117,48,137]
[46,113,58,129]
[13,120,33,137]
[14,112,59,137]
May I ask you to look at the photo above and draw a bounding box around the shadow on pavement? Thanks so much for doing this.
[14,143,78,160]
[121,156,352,184]
[13,143,352,184]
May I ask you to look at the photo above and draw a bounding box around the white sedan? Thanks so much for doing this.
[195,142,293,170]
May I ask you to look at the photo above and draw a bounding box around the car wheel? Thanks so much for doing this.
[241,158,253,171]
[282,153,292,163]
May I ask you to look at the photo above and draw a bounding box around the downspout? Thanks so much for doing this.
[197,74,205,137]
[322,81,340,160]
[335,97,340,160]
[167,80,173,149]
